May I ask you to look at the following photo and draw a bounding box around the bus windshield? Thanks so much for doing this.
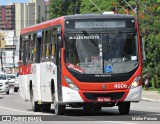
[65,31,138,74]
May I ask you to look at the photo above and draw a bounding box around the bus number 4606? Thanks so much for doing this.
[114,83,127,89]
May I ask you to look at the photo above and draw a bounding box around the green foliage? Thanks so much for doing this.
[158,0,160,10]
[48,0,160,88]
[80,0,118,14]
[48,0,81,19]
[138,0,160,88]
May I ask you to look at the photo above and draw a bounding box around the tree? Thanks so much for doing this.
[80,0,119,14]
[48,0,81,19]
[138,0,160,88]
[48,0,160,88]
[157,0,160,10]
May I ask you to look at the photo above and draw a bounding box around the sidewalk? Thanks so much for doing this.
[141,90,160,102]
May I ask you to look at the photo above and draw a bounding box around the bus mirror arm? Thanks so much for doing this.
[58,34,63,47]
[141,38,146,61]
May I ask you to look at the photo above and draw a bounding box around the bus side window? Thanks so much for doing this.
[47,29,52,58]
[25,39,29,63]
[23,41,27,64]
[30,34,34,62]
[51,28,57,58]
[28,35,31,62]
[45,31,49,59]
[33,34,37,61]
[42,31,46,60]
[20,36,28,65]
[25,41,28,63]
[19,37,23,64]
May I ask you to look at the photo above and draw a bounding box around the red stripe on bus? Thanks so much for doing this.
[18,64,31,75]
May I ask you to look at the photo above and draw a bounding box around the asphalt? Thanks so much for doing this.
[141,89,160,102]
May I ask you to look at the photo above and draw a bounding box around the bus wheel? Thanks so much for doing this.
[6,89,9,94]
[42,104,51,112]
[30,89,41,112]
[54,102,65,115]
[118,102,130,115]
[14,87,18,92]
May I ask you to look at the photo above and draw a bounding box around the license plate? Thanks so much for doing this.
[97,97,111,102]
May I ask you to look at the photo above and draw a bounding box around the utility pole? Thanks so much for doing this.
[12,36,16,74]
[0,33,4,72]
[12,50,15,74]
[0,49,2,72]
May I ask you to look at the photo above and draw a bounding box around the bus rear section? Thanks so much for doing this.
[19,14,142,115]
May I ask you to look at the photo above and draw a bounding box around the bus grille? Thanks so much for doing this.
[83,92,125,101]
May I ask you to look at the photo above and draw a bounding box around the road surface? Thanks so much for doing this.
[0,87,160,123]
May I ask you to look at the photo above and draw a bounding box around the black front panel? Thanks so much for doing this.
[69,67,137,82]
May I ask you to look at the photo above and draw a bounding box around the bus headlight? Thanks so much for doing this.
[64,76,79,90]
[130,76,141,89]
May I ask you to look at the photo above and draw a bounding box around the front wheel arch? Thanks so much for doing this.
[29,80,33,101]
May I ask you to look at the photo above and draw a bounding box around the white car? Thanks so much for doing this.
[0,73,10,94]
[7,74,15,86]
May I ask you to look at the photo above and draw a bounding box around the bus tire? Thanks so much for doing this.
[54,102,65,115]
[30,89,41,112]
[6,89,9,94]
[14,87,18,92]
[118,102,130,115]
[42,104,51,112]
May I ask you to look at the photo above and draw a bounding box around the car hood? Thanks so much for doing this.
[0,80,8,84]
[8,79,14,82]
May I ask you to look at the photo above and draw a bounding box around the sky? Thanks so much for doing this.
[0,0,29,5]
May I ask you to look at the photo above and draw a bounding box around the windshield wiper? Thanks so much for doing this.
[82,30,98,47]
[110,30,121,43]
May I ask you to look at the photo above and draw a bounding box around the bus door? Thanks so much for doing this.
[36,31,42,63]
[55,26,63,102]
[19,36,29,100]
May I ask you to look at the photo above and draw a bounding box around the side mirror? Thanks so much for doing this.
[57,27,62,47]
[141,38,146,61]
[58,35,62,47]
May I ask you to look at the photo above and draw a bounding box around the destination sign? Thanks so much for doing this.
[75,21,126,29]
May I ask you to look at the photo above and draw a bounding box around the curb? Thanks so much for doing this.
[141,97,160,102]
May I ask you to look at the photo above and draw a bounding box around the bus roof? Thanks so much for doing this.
[63,14,135,20]
[20,14,135,35]
[20,16,64,35]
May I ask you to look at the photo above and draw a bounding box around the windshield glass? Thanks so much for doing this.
[7,75,15,79]
[0,74,7,80]
[65,32,138,74]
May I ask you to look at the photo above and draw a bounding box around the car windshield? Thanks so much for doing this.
[0,74,7,80]
[65,32,138,74]
[7,75,15,79]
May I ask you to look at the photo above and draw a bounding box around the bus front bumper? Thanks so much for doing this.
[62,86,142,103]
[124,86,142,102]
